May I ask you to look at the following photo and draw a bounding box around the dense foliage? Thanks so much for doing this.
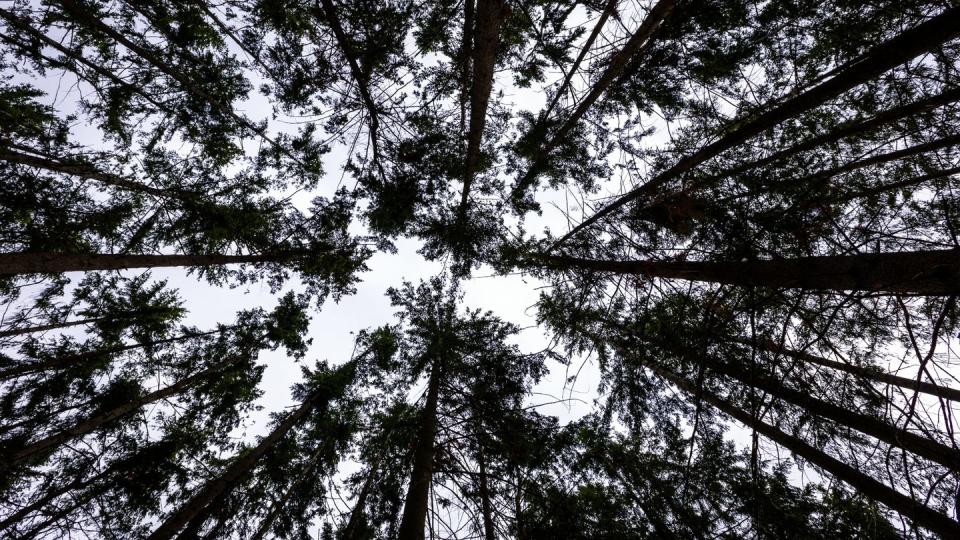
[1,0,960,538]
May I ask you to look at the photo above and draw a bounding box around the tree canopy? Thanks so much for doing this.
[2,0,960,538]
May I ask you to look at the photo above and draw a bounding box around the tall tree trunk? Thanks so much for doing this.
[0,316,110,339]
[316,0,383,177]
[719,87,960,179]
[0,328,224,380]
[682,350,960,470]
[4,357,238,467]
[551,6,960,247]
[341,460,380,540]
[459,0,476,132]
[477,446,495,540]
[536,249,960,295]
[738,337,960,402]
[459,0,507,217]
[0,252,283,276]
[0,146,178,198]
[538,0,618,123]
[832,166,960,203]
[15,482,109,540]
[651,365,960,538]
[397,361,443,540]
[147,362,355,540]
[513,0,675,199]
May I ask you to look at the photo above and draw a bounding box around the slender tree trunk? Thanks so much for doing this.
[460,0,507,216]
[397,361,443,540]
[5,357,236,467]
[0,316,110,338]
[316,0,383,177]
[720,87,960,179]
[832,166,960,203]
[551,6,960,247]
[15,482,108,540]
[0,147,176,198]
[536,249,960,295]
[0,328,224,380]
[513,0,675,198]
[652,365,960,538]
[738,337,960,402]
[0,252,282,276]
[538,0,618,123]
[685,350,960,470]
[147,362,355,540]
[459,0,475,133]
[0,471,103,532]
[477,447,495,540]
[341,461,380,540]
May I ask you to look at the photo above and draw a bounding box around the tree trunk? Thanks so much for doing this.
[147,362,355,540]
[341,460,380,540]
[833,166,960,203]
[551,6,960,247]
[397,362,443,540]
[0,316,110,339]
[0,252,281,276]
[538,0,618,123]
[652,365,960,538]
[513,0,675,198]
[720,87,960,179]
[0,146,177,198]
[477,447,496,540]
[316,0,383,176]
[461,0,507,214]
[537,249,960,295]
[5,357,237,468]
[688,351,960,470]
[739,337,960,402]
[0,328,224,380]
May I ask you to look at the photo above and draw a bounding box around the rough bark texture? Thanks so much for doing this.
[653,365,960,538]
[538,249,960,295]
[552,6,960,247]
[0,252,278,276]
[397,362,443,540]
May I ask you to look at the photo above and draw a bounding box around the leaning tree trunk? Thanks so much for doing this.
[0,316,110,339]
[0,252,284,276]
[512,0,676,198]
[4,357,238,468]
[146,361,355,540]
[651,365,960,538]
[397,361,444,540]
[686,351,960,470]
[459,0,507,216]
[0,328,224,380]
[551,6,960,246]
[536,249,960,295]
[737,337,960,402]
[718,87,960,179]
[341,460,381,540]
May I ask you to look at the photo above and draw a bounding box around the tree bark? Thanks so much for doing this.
[739,337,960,402]
[5,357,237,468]
[146,362,355,540]
[512,0,675,199]
[459,0,507,218]
[551,6,960,247]
[652,365,960,538]
[536,249,960,295]
[0,252,281,276]
[397,362,443,540]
